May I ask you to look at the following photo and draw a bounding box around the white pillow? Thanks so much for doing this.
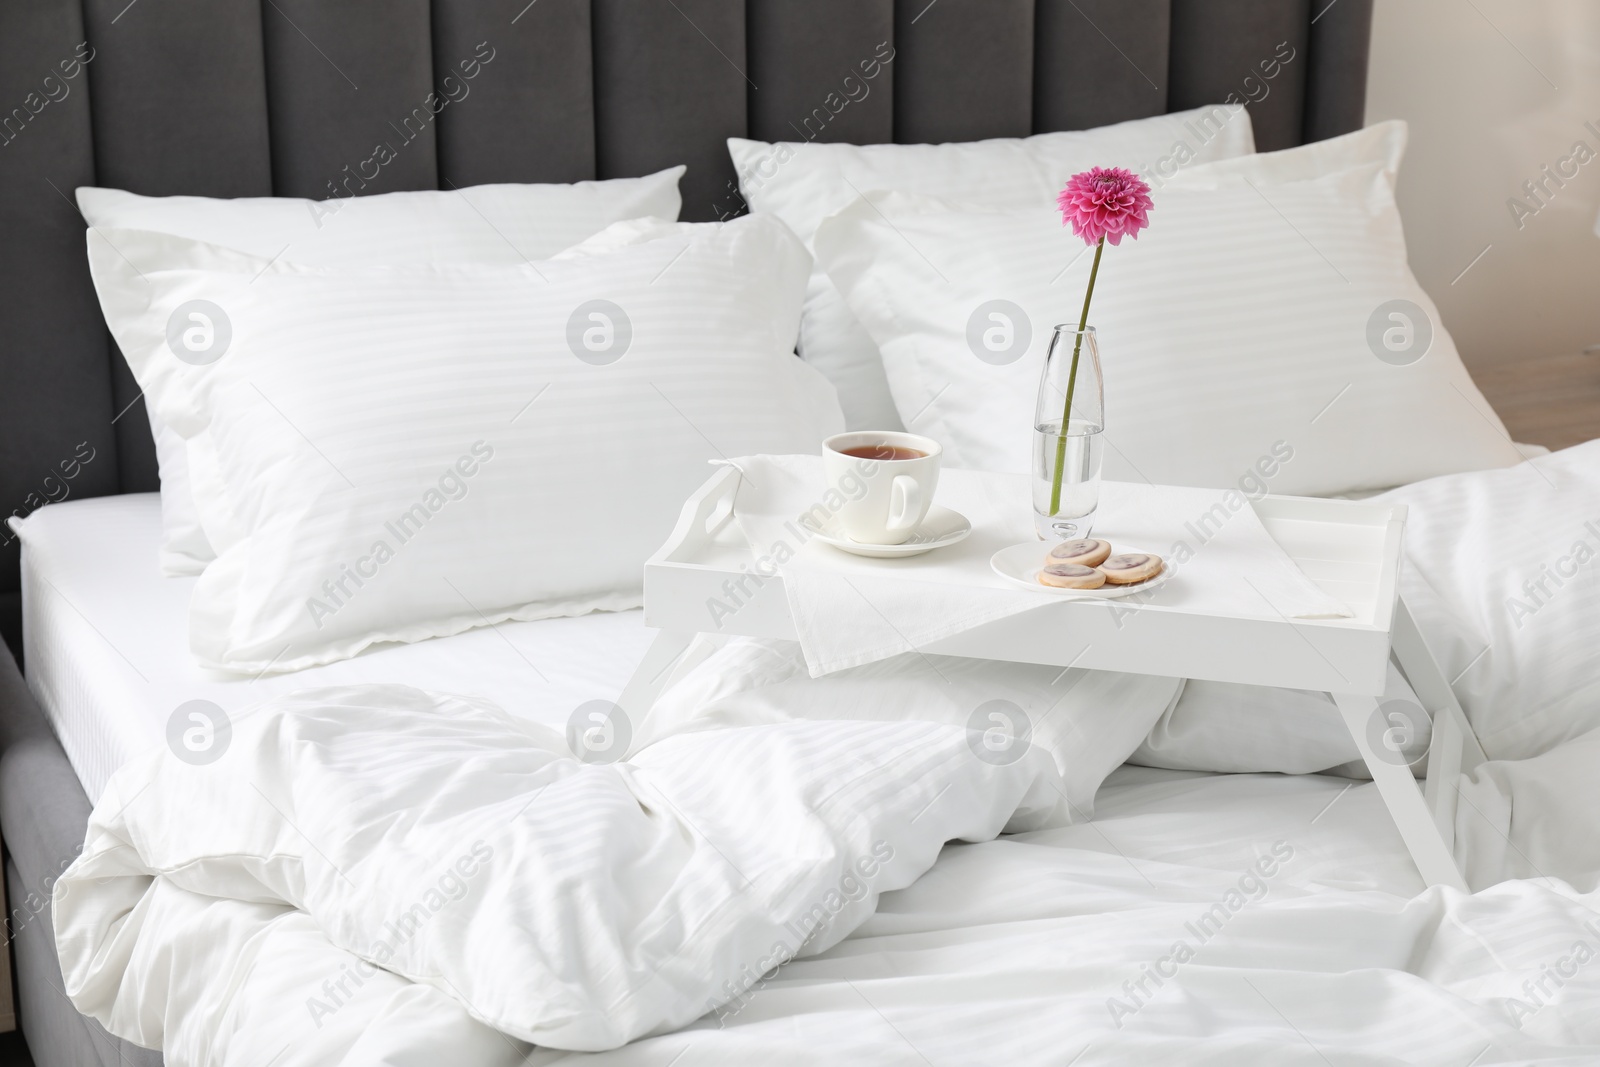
[79,168,687,576]
[1376,439,1600,762]
[728,105,1256,432]
[76,169,686,265]
[86,215,838,673]
[637,637,1185,821]
[142,416,206,573]
[813,122,1520,496]
[1131,662,1431,779]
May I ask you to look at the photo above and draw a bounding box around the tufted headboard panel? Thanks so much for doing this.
[0,0,1372,652]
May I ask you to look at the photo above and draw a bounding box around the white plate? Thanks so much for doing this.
[803,505,972,558]
[990,542,1174,598]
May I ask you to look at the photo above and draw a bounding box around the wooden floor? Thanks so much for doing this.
[1467,349,1600,452]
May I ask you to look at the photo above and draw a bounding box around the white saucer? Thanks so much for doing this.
[990,541,1174,598]
[804,505,973,558]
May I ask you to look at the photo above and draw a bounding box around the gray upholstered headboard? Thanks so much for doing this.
[0,0,1373,653]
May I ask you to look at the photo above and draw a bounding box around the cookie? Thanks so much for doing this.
[1099,552,1163,585]
[1038,563,1107,589]
[1046,538,1111,568]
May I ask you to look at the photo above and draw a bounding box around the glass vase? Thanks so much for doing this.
[1032,325,1105,540]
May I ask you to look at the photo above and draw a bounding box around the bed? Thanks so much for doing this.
[8,1,1599,1064]
[19,494,1600,1067]
[16,493,1600,1065]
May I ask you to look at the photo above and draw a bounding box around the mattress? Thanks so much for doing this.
[18,493,657,803]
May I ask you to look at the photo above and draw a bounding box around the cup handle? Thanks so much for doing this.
[885,475,922,535]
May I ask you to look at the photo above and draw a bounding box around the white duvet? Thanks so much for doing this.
[51,670,1600,1066]
[54,442,1600,1064]
[56,658,1183,1063]
[53,733,1600,1066]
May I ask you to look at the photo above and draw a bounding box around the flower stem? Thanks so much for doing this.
[1049,236,1104,517]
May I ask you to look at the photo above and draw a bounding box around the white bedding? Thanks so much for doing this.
[31,449,1600,1064]
[56,750,1600,1066]
[18,494,655,803]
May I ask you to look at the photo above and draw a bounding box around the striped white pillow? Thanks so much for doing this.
[1378,439,1600,761]
[78,168,687,577]
[730,104,1257,432]
[87,215,833,673]
[814,124,1519,496]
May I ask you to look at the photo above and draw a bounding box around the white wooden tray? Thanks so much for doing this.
[644,466,1405,697]
[630,465,1487,892]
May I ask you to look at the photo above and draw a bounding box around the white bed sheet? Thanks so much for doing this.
[18,494,656,803]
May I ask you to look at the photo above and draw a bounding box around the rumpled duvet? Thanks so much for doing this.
[56,657,1181,1062]
[51,659,1600,1066]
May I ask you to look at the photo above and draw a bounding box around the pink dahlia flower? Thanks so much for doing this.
[1056,167,1153,246]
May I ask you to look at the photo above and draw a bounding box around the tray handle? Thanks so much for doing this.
[650,464,742,565]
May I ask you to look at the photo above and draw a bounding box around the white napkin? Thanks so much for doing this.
[722,455,1351,677]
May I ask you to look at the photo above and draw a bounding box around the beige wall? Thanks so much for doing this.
[1365,0,1600,368]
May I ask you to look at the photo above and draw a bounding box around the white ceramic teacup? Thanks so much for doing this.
[822,431,943,545]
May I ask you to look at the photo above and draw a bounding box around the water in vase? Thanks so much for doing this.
[1032,419,1104,540]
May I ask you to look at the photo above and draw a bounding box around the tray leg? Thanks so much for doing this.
[1391,597,1489,852]
[616,629,705,725]
[1390,600,1487,769]
[1331,691,1469,891]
